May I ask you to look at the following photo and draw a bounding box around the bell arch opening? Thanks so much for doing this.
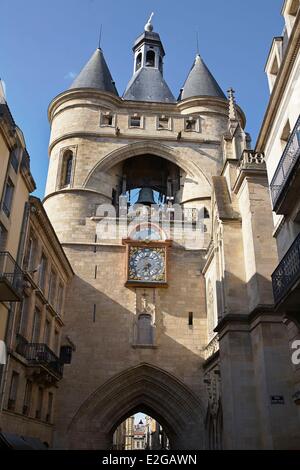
[66,364,205,450]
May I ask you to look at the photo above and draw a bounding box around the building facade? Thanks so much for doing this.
[0,86,73,448]
[0,196,73,447]
[256,0,300,412]
[42,9,300,450]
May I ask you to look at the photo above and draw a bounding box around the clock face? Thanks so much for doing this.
[128,246,166,283]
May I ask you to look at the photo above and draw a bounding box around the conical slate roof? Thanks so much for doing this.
[179,54,225,100]
[70,48,118,95]
[123,68,175,103]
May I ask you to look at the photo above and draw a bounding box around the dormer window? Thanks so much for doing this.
[158,116,170,130]
[136,53,142,72]
[130,115,142,128]
[101,112,115,127]
[146,50,155,67]
[185,117,198,132]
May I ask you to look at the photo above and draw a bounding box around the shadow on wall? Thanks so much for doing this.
[53,247,207,450]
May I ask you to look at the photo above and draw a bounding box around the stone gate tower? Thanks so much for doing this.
[43,15,300,450]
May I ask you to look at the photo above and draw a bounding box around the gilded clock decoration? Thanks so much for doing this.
[128,246,166,283]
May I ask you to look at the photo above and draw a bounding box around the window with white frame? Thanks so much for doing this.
[129,115,142,128]
[185,116,198,132]
[100,112,115,127]
[157,115,170,130]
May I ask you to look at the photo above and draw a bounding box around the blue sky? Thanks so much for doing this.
[1,0,284,198]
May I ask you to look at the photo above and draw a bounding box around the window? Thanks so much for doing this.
[188,312,193,327]
[23,234,36,271]
[146,50,155,67]
[23,380,32,416]
[2,178,14,217]
[56,283,64,315]
[185,117,198,132]
[54,329,60,355]
[10,149,19,173]
[46,392,53,423]
[288,0,299,17]
[129,115,141,128]
[44,318,51,346]
[136,52,142,72]
[17,296,30,337]
[35,387,43,420]
[101,113,114,127]
[32,307,41,343]
[0,223,7,251]
[281,120,291,148]
[204,207,210,219]
[61,150,73,187]
[8,371,19,411]
[158,116,170,130]
[38,253,47,290]
[48,269,57,306]
[137,313,153,345]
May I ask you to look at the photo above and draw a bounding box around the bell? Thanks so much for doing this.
[136,187,156,206]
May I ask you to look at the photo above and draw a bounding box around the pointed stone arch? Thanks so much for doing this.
[67,363,205,450]
[83,140,211,193]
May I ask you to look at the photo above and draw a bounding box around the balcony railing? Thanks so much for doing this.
[272,231,300,305]
[270,116,300,211]
[0,252,23,301]
[16,337,63,379]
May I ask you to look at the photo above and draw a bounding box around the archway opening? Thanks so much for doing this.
[114,154,182,208]
[113,412,170,450]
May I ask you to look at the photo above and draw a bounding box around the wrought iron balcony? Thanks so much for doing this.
[16,337,63,380]
[270,116,300,213]
[0,252,23,301]
[272,231,300,305]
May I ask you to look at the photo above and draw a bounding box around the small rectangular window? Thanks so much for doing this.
[2,178,14,217]
[0,223,7,251]
[101,114,114,126]
[10,149,19,173]
[35,387,43,420]
[54,329,60,355]
[23,234,36,271]
[158,116,170,130]
[17,296,30,337]
[32,307,41,343]
[8,371,19,411]
[46,392,54,423]
[23,380,32,416]
[38,253,47,291]
[44,318,51,345]
[130,116,141,128]
[188,312,193,326]
[56,283,64,315]
[185,117,198,132]
[48,269,57,306]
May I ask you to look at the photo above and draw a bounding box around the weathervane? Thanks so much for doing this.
[145,12,154,32]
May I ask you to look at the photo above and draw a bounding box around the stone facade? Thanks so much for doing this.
[256,0,300,431]
[40,10,300,450]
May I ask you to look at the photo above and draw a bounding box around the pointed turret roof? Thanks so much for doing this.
[179,54,225,100]
[70,48,118,95]
[123,68,175,103]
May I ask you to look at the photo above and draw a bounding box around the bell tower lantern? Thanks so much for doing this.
[133,13,164,74]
